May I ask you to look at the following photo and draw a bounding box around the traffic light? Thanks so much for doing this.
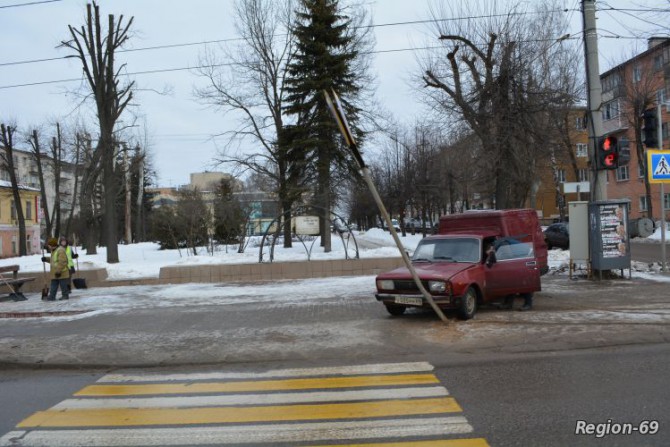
[596,135,619,170]
[642,108,658,148]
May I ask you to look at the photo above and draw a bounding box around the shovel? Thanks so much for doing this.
[40,248,49,300]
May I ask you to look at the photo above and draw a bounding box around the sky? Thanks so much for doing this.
[1,0,667,187]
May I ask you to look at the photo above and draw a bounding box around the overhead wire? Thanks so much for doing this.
[0,0,61,9]
[0,4,665,91]
[0,38,586,91]
[0,8,570,68]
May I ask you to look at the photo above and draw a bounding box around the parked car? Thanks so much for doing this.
[544,222,569,250]
[405,218,435,232]
[382,218,400,231]
[375,209,548,320]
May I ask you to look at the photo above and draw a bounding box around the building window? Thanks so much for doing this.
[633,65,642,83]
[654,55,663,71]
[575,116,587,130]
[663,122,669,140]
[11,237,17,255]
[557,169,566,183]
[616,165,629,181]
[576,143,588,157]
[25,201,32,220]
[602,73,621,92]
[26,234,31,253]
[640,195,648,212]
[10,200,16,220]
[665,193,670,210]
[603,100,619,121]
[578,168,589,182]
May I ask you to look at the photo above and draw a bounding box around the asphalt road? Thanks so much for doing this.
[0,344,668,446]
[0,263,669,446]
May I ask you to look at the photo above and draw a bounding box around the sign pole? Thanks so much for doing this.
[658,103,666,272]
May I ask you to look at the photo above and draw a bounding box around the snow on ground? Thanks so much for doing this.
[0,228,669,322]
[0,230,410,280]
[0,276,378,322]
[0,227,667,281]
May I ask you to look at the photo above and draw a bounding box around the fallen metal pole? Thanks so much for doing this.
[323,88,448,323]
[359,166,449,323]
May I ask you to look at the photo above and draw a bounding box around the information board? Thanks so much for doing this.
[589,200,631,271]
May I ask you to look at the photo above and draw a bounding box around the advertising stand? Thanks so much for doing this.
[589,200,631,279]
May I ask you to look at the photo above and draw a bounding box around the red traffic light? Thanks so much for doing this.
[602,136,615,151]
[597,135,619,170]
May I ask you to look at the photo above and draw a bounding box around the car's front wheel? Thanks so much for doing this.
[385,304,406,316]
[457,287,477,320]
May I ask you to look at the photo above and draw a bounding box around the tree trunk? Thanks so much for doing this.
[29,130,52,237]
[103,148,119,262]
[1,124,28,256]
[135,149,144,242]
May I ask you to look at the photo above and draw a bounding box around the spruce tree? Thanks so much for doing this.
[284,0,362,252]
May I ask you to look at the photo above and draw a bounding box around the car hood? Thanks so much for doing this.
[378,262,476,281]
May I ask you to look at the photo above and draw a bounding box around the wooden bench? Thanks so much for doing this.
[0,265,36,302]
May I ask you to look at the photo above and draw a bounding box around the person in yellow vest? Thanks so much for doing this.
[41,238,70,301]
[59,236,78,291]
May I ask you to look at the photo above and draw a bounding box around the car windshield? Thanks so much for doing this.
[412,238,480,263]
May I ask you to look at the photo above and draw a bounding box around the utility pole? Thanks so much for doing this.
[123,143,132,244]
[582,0,607,201]
[658,103,667,272]
[135,145,144,242]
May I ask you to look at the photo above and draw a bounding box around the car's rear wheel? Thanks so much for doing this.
[457,287,477,320]
[385,304,406,316]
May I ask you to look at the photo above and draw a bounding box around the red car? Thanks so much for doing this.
[375,210,547,319]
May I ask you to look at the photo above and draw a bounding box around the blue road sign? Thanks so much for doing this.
[647,150,670,183]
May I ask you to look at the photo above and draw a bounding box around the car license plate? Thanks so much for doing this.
[394,296,423,306]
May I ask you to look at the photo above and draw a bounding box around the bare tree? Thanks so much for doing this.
[48,123,66,238]
[0,124,28,256]
[64,129,85,238]
[133,144,147,242]
[194,0,302,248]
[419,0,576,209]
[27,128,53,237]
[77,133,103,254]
[175,188,211,256]
[60,1,134,263]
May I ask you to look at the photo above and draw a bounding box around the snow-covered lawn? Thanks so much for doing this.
[0,226,667,281]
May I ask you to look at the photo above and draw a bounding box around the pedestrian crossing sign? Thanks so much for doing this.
[647,149,670,183]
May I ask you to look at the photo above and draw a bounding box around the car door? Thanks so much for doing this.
[485,239,541,299]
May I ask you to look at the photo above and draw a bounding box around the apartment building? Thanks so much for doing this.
[600,37,670,220]
[0,148,80,256]
[0,181,41,257]
[532,108,591,223]
[147,172,279,236]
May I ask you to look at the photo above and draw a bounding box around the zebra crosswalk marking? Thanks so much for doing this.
[18,397,461,427]
[75,373,439,396]
[99,361,435,383]
[1,417,477,446]
[307,440,490,447]
[53,386,449,410]
[1,362,490,446]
